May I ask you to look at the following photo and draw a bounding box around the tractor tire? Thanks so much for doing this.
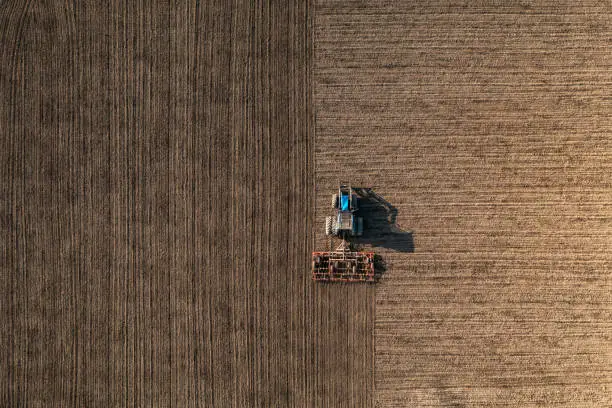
[332,193,338,209]
[325,216,333,236]
[332,220,339,236]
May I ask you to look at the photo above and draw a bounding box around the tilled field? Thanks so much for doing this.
[1,1,331,406]
[315,0,611,406]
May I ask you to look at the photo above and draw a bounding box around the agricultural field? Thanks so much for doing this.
[1,0,610,407]
[315,0,611,406]
[1,1,320,406]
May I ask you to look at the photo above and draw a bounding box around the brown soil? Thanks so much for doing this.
[1,1,324,406]
[1,0,610,407]
[315,0,611,406]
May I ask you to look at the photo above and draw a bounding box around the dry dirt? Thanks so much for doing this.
[1,0,611,407]
[315,0,611,406]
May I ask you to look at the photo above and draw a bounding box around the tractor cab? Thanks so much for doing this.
[326,185,363,237]
[337,185,357,211]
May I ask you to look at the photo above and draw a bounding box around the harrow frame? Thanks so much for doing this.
[312,241,375,282]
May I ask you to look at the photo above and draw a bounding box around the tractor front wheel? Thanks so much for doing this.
[332,193,338,209]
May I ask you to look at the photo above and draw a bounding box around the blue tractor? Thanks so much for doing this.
[325,185,363,238]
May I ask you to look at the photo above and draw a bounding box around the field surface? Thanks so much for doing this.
[1,1,327,406]
[315,0,611,406]
[1,0,611,407]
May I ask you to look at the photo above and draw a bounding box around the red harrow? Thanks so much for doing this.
[312,240,375,282]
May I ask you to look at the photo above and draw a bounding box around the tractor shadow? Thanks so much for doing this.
[352,187,414,254]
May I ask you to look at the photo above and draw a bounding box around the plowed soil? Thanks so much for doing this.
[1,1,324,406]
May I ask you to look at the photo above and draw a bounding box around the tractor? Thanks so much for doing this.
[313,185,374,282]
[325,185,363,238]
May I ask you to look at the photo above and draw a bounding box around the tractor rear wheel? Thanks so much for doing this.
[325,216,333,236]
[332,193,338,209]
